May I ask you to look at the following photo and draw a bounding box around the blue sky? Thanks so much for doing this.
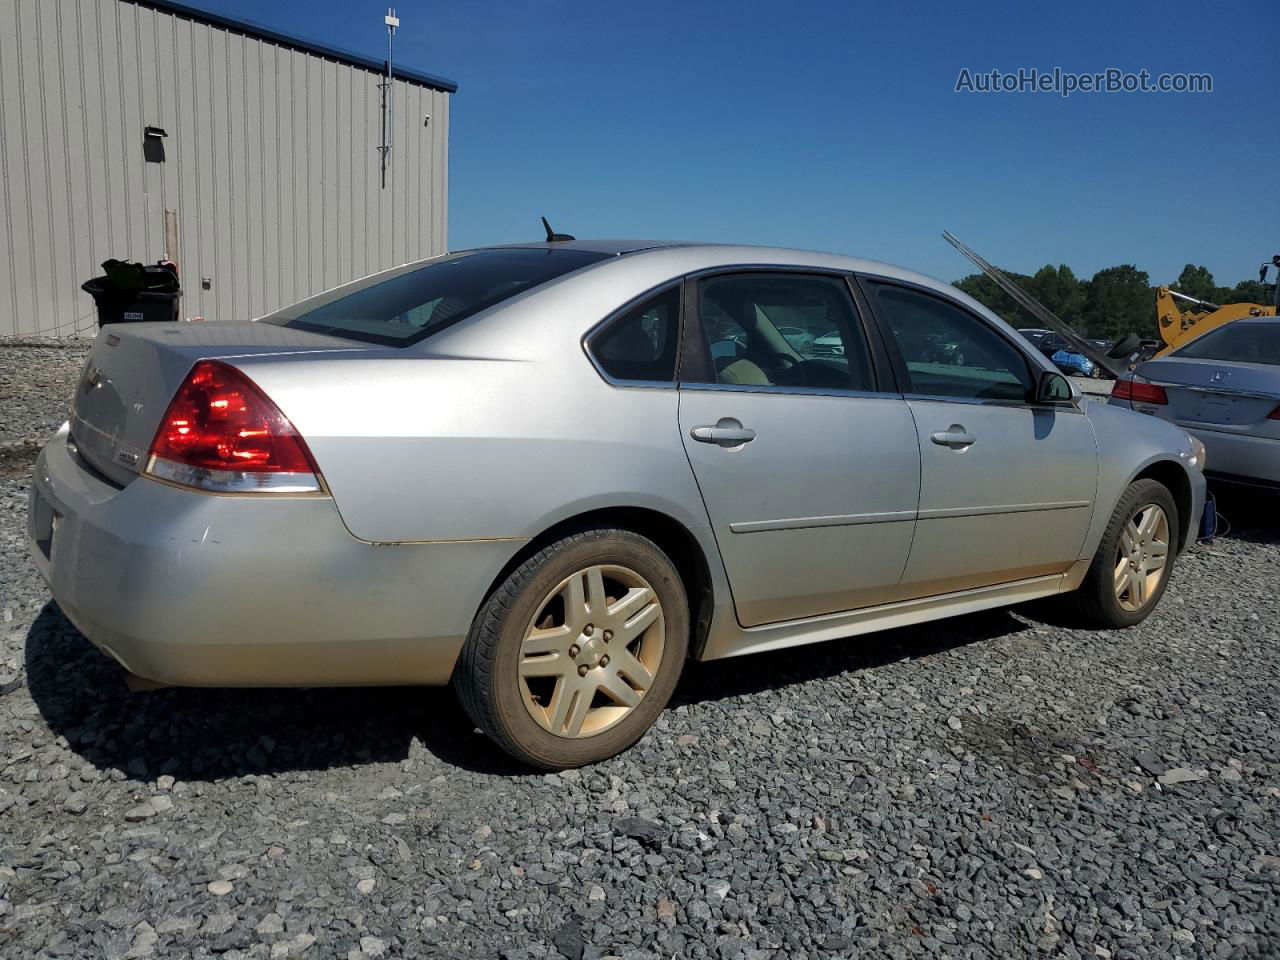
[198,0,1277,287]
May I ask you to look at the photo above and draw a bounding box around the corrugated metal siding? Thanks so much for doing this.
[0,0,450,337]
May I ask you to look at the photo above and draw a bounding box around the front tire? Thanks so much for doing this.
[1073,479,1178,628]
[453,528,689,769]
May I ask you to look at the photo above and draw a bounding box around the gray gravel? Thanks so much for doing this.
[1070,376,1112,398]
[1,338,1277,959]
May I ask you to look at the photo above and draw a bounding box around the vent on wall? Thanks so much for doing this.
[143,126,167,163]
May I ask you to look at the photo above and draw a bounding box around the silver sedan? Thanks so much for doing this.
[28,240,1205,767]
[1110,317,1280,488]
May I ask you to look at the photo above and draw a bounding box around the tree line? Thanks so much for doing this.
[953,263,1272,340]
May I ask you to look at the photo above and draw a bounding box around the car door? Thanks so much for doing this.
[677,270,920,627]
[859,278,1098,600]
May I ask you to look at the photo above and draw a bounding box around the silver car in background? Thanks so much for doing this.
[28,240,1205,768]
[1111,317,1280,488]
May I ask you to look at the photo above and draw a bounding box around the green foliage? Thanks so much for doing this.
[1221,280,1268,305]
[952,260,1268,341]
[1083,265,1151,339]
[954,271,1035,326]
[1173,264,1217,303]
[1030,264,1086,325]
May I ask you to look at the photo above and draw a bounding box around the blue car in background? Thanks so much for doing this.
[1051,346,1095,378]
[1038,334,1097,378]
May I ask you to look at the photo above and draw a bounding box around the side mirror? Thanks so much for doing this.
[1035,370,1073,404]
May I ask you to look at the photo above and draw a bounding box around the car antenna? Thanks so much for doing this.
[541,216,575,243]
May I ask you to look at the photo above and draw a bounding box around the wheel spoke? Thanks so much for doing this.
[562,573,588,632]
[615,599,661,645]
[1144,552,1167,574]
[608,585,654,624]
[599,671,641,708]
[585,566,608,617]
[522,624,571,658]
[609,645,655,691]
[1125,520,1142,551]
[1114,558,1131,593]
[1130,568,1147,606]
[1137,507,1161,541]
[1119,528,1136,555]
[519,652,569,678]
[562,684,593,737]
[546,676,579,733]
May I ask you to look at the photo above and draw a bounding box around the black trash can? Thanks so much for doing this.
[82,259,182,327]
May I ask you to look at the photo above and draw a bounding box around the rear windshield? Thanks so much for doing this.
[259,248,611,346]
[1173,322,1280,366]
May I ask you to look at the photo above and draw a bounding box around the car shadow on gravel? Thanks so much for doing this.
[1207,485,1280,545]
[25,601,1031,781]
[22,602,534,780]
[671,608,1027,707]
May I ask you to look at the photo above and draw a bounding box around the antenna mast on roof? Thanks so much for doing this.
[378,7,399,189]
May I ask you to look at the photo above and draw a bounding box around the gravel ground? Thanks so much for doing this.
[0,339,91,462]
[1,339,1277,959]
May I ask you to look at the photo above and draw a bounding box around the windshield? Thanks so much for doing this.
[259,248,611,346]
[1173,322,1280,366]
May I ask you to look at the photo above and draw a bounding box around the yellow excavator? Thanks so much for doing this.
[1153,254,1279,356]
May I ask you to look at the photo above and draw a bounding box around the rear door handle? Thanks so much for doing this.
[930,426,976,449]
[691,418,756,447]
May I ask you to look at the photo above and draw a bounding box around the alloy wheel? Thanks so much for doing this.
[518,564,665,738]
[1114,503,1170,612]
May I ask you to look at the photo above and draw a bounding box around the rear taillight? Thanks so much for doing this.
[146,360,324,494]
[1111,378,1168,405]
[1269,404,1280,420]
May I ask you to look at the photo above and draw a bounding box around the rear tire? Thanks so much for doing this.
[1072,479,1178,628]
[453,528,689,769]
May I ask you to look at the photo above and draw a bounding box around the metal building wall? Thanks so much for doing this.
[0,0,451,337]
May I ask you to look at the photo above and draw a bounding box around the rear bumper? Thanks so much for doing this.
[27,425,520,687]
[1179,424,1280,486]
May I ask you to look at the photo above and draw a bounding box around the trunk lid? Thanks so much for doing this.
[69,321,366,486]
[1134,357,1280,427]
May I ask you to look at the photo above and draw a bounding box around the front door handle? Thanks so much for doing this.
[691,417,756,447]
[930,425,976,449]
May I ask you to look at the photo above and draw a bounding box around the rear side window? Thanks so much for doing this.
[588,286,681,382]
[260,248,610,346]
[868,282,1034,402]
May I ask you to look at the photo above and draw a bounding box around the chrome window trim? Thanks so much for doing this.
[581,279,684,389]
[902,392,1084,414]
[592,378,679,391]
[681,263,856,282]
[679,381,903,402]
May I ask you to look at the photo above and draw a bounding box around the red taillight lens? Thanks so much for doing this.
[1269,404,1280,420]
[1111,379,1168,405]
[147,360,322,493]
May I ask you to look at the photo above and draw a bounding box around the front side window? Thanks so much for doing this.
[589,286,681,382]
[688,273,874,391]
[868,282,1034,402]
[260,248,611,347]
